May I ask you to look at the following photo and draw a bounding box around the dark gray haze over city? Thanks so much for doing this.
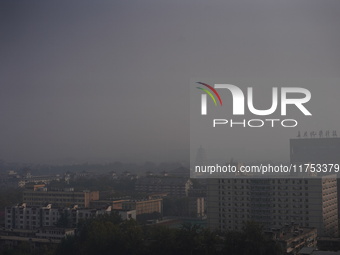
[1,0,340,165]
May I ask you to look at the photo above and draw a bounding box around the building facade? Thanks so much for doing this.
[122,198,162,215]
[207,176,338,237]
[290,137,340,222]
[5,203,136,230]
[135,177,192,197]
[23,187,99,208]
[5,203,62,230]
[266,224,317,255]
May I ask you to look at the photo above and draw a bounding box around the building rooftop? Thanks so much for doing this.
[136,176,190,186]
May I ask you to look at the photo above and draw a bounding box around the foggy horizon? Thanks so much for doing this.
[2,0,340,165]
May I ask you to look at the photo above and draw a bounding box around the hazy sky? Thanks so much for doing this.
[1,0,340,164]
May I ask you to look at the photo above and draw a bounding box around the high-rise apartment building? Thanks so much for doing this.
[290,137,340,221]
[207,176,338,237]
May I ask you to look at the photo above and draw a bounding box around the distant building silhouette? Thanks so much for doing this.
[135,177,192,197]
[290,137,340,165]
[195,146,207,166]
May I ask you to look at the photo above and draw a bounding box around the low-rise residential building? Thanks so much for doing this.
[5,203,62,230]
[117,210,136,220]
[90,199,127,210]
[266,224,317,255]
[135,177,192,197]
[122,198,162,215]
[90,197,163,216]
[23,187,99,208]
[35,227,75,240]
[0,227,74,254]
[5,203,136,230]
[75,206,136,223]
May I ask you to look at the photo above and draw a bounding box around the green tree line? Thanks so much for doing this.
[55,213,282,255]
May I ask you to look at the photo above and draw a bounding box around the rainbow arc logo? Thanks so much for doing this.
[196,82,223,115]
[196,82,223,106]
